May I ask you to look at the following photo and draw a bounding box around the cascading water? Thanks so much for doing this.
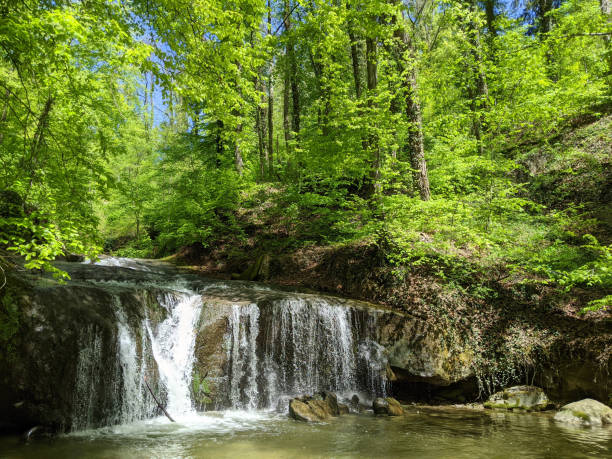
[69,257,387,430]
[115,310,154,424]
[72,324,105,431]
[223,296,388,410]
[146,292,203,417]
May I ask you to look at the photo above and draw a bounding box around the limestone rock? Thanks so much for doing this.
[373,397,404,416]
[289,392,346,422]
[554,399,612,426]
[289,399,328,422]
[322,391,340,416]
[484,386,552,412]
[386,397,404,416]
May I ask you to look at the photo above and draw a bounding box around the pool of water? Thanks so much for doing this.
[1,407,610,459]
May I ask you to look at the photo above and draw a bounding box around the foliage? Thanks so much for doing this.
[191,369,212,406]
[1,0,610,306]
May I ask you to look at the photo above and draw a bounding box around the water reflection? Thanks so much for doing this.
[1,407,611,459]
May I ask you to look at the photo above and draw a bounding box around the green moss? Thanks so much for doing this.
[571,410,590,421]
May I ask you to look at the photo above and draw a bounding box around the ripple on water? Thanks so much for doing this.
[1,409,612,459]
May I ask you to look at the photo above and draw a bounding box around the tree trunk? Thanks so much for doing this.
[267,0,274,176]
[484,0,496,37]
[538,0,553,36]
[463,1,489,156]
[290,53,300,138]
[24,96,54,205]
[0,88,9,146]
[602,0,612,85]
[284,1,300,141]
[405,69,431,201]
[347,4,363,99]
[234,125,244,176]
[392,9,431,201]
[256,88,266,180]
[283,68,291,151]
[366,36,381,197]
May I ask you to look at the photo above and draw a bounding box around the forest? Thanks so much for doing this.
[0,0,610,310]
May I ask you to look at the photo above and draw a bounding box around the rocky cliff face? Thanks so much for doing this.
[1,258,609,433]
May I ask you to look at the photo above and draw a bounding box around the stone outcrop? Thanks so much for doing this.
[0,266,169,432]
[288,392,345,422]
[554,399,612,426]
[484,386,552,412]
[378,313,474,386]
[373,397,404,416]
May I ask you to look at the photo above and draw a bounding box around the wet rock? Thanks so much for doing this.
[322,391,339,416]
[289,397,332,422]
[554,399,612,426]
[484,386,552,412]
[350,394,360,411]
[379,315,474,387]
[373,397,404,416]
[288,392,351,422]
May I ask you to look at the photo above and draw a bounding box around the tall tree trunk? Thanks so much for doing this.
[0,88,9,146]
[484,0,497,54]
[24,96,54,205]
[405,69,431,201]
[255,85,266,180]
[282,1,292,153]
[284,1,300,141]
[267,0,274,176]
[484,0,496,37]
[463,1,489,156]
[602,0,612,86]
[290,53,300,138]
[392,7,431,201]
[538,0,553,36]
[347,4,363,99]
[366,36,381,197]
[283,69,291,151]
[234,124,244,176]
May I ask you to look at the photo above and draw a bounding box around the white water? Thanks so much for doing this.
[72,325,104,431]
[70,260,387,431]
[224,297,388,410]
[116,310,153,424]
[146,292,203,417]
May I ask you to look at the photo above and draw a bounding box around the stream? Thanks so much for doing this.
[0,257,610,458]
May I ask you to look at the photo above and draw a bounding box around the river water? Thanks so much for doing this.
[1,407,611,458]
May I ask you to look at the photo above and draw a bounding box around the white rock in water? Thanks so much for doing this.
[484,386,552,411]
[554,399,612,426]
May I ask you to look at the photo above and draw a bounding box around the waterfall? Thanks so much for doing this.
[227,304,260,410]
[146,292,203,416]
[70,290,203,430]
[224,296,388,410]
[69,266,386,430]
[72,324,105,431]
[115,310,154,424]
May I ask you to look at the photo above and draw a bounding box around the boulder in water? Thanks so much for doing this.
[373,397,404,416]
[554,399,612,426]
[289,399,331,422]
[288,392,349,422]
[484,386,552,412]
[322,391,339,416]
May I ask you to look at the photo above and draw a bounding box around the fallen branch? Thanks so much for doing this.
[143,376,175,422]
[21,425,44,443]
